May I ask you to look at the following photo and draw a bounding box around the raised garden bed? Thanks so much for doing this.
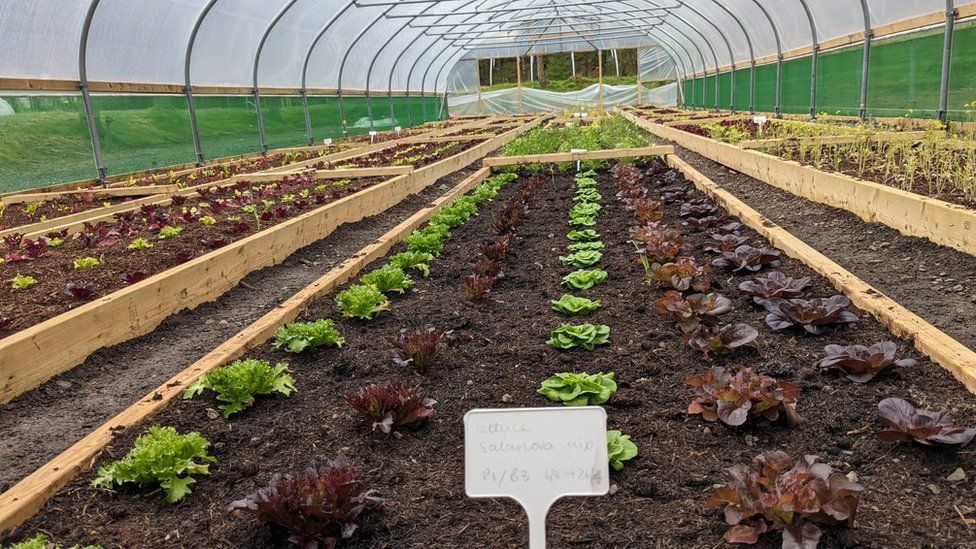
[0,116,544,405]
[619,108,976,259]
[3,157,973,548]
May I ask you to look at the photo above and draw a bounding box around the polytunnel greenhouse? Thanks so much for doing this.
[2,0,976,547]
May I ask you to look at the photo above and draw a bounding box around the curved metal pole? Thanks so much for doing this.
[300,0,358,144]
[858,0,872,120]
[252,0,301,153]
[701,0,757,113]
[337,6,396,134]
[748,0,783,116]
[184,0,220,165]
[797,0,819,118]
[938,0,956,123]
[79,0,106,181]
[673,2,735,111]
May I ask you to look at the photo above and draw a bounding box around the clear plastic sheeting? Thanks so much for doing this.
[448,83,655,115]
[639,46,676,81]
[446,60,480,94]
[644,82,679,106]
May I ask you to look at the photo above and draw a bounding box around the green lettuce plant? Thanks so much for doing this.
[184,358,296,417]
[562,268,608,290]
[567,229,601,242]
[2,533,102,549]
[10,274,37,290]
[567,241,604,252]
[92,425,216,503]
[546,323,611,350]
[404,230,443,256]
[72,256,100,269]
[551,294,601,315]
[336,284,389,319]
[537,371,617,405]
[607,430,638,470]
[273,319,344,353]
[559,250,603,267]
[388,251,434,277]
[359,264,414,293]
[158,225,184,240]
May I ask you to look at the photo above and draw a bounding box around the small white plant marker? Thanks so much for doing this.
[394,125,402,136]
[465,407,609,548]
[570,148,588,171]
[369,130,378,143]
[753,115,767,138]
[323,138,333,146]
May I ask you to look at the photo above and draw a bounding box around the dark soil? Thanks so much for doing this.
[0,164,481,491]
[675,145,976,353]
[0,177,386,333]
[6,162,975,548]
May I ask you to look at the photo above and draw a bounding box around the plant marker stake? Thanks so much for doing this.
[753,115,767,139]
[369,130,378,143]
[464,407,609,549]
[570,148,588,172]
[394,125,402,137]
[323,138,333,146]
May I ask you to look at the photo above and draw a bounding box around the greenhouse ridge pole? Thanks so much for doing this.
[858,0,872,120]
[79,0,107,182]
[300,0,359,144]
[797,0,819,119]
[252,0,301,153]
[184,0,220,165]
[938,0,956,123]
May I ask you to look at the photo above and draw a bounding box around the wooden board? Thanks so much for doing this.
[483,145,674,167]
[1,185,181,205]
[662,116,745,127]
[397,135,494,144]
[739,131,929,150]
[232,165,415,184]
[0,166,494,537]
[618,109,976,259]
[0,115,544,405]
[668,154,976,395]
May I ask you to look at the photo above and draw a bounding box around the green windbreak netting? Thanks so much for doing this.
[0,92,444,194]
[91,94,197,177]
[716,71,732,110]
[679,23,976,120]
[0,94,95,192]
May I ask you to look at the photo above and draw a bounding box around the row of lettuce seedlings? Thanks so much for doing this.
[619,159,975,548]
[4,172,520,549]
[540,167,637,471]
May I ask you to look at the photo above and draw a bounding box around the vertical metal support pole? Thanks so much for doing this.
[489,58,494,87]
[253,89,268,153]
[613,49,620,77]
[516,56,524,114]
[79,82,107,181]
[477,70,484,115]
[938,1,956,123]
[636,48,643,106]
[529,55,534,82]
[858,0,872,120]
[571,51,576,77]
[775,54,783,117]
[302,90,314,145]
[598,49,604,110]
[79,0,106,182]
[185,87,205,164]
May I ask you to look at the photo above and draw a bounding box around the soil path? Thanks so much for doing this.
[0,164,480,491]
[672,145,976,352]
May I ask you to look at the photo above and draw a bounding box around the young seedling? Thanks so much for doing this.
[273,319,344,353]
[537,371,617,405]
[183,358,296,417]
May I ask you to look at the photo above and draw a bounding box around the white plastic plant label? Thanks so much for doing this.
[323,138,333,146]
[570,148,588,171]
[394,126,402,132]
[464,407,609,548]
[753,115,767,125]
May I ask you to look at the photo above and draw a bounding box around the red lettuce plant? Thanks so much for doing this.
[387,327,449,373]
[655,291,733,332]
[2,232,24,251]
[473,260,506,279]
[679,199,719,219]
[704,233,750,254]
[738,271,812,302]
[876,397,976,447]
[713,245,782,272]
[685,366,801,427]
[714,222,743,235]
[229,455,381,549]
[642,256,710,292]
[815,341,916,383]
[345,381,436,434]
[683,323,760,357]
[629,223,687,263]
[462,274,498,300]
[479,240,508,261]
[63,282,97,300]
[633,199,663,224]
[759,296,858,335]
[121,271,150,285]
[0,317,12,330]
[707,451,862,548]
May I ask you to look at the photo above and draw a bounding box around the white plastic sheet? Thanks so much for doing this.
[1,0,972,89]
[448,83,673,115]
